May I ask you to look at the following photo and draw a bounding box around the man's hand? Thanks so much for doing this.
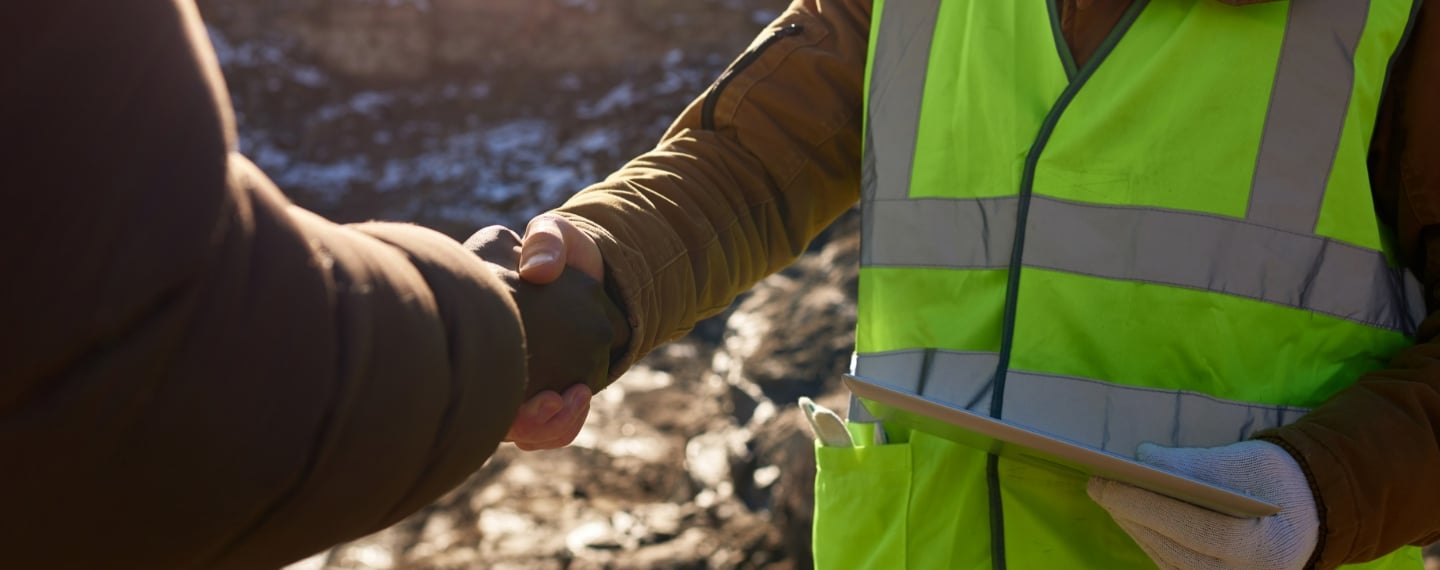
[517,214,604,286]
[503,383,592,451]
[1087,440,1320,570]
[465,222,622,450]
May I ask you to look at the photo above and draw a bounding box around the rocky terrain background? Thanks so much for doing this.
[196,0,858,568]
[198,0,793,237]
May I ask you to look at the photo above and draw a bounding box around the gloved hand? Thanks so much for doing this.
[1086,440,1320,570]
[465,223,625,450]
[466,225,620,397]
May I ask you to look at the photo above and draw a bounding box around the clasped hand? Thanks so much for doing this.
[465,216,621,450]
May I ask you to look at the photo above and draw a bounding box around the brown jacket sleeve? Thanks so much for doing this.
[1260,3,1440,568]
[0,2,525,568]
[554,0,869,376]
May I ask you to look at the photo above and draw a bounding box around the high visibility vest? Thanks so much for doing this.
[814,0,1426,568]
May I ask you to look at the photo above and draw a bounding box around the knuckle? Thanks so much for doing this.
[526,214,563,234]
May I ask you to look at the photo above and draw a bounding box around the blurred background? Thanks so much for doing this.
[197,0,860,568]
[198,0,787,237]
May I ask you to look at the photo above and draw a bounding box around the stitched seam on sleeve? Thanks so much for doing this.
[1311,432,1363,568]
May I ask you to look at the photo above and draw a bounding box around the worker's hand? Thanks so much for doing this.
[517,213,604,286]
[465,224,620,450]
[503,383,592,451]
[1086,440,1320,570]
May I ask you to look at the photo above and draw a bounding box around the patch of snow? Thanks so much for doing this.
[652,70,690,96]
[482,120,550,154]
[577,82,637,119]
[662,48,685,68]
[209,32,287,69]
[556,127,621,162]
[434,203,508,227]
[471,180,522,204]
[240,134,366,205]
[277,158,372,203]
[239,134,292,171]
[350,91,395,116]
[311,91,395,123]
[236,81,645,226]
[289,65,329,88]
[205,26,235,67]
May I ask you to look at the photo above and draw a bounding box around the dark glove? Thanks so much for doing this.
[464,225,622,398]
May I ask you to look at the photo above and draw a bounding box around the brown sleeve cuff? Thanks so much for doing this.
[1252,431,1337,570]
[1253,358,1440,568]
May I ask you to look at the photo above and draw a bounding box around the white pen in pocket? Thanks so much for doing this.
[799,396,854,447]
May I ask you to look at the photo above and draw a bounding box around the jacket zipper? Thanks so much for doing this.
[701,23,805,131]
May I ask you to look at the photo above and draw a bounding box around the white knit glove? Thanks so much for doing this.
[1086,440,1320,570]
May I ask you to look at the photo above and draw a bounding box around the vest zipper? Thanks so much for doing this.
[700,23,805,131]
[986,3,1151,569]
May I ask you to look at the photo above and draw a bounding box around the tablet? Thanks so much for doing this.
[842,373,1280,518]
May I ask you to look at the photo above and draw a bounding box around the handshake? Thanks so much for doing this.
[465,215,629,451]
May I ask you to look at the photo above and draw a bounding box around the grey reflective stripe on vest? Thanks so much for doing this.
[865,195,1427,332]
[1247,0,1371,232]
[860,0,942,265]
[853,350,1310,456]
[859,0,1420,334]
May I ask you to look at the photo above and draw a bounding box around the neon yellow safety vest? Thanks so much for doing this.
[814,0,1426,568]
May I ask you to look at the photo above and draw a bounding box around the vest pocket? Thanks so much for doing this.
[813,427,910,569]
[813,425,997,569]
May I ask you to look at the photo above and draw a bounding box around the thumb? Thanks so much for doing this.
[520,214,603,284]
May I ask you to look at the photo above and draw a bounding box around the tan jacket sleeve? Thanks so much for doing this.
[0,2,525,568]
[1258,3,1440,567]
[553,0,870,376]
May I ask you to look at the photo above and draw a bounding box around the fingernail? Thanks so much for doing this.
[520,251,556,273]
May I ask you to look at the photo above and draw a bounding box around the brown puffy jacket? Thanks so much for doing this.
[554,0,1440,567]
[1,1,529,568]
